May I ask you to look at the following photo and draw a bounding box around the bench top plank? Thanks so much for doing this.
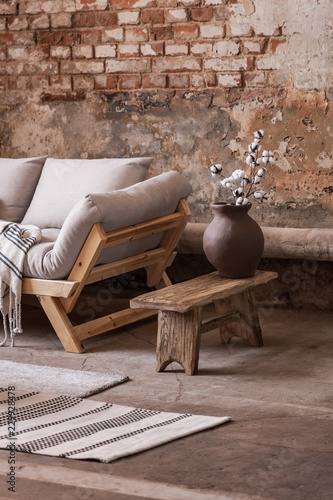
[130,270,278,313]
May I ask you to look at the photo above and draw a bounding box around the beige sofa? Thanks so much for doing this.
[0,156,192,352]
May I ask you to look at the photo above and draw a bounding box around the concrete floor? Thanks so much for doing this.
[0,295,332,500]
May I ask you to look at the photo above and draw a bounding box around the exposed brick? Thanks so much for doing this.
[165,42,188,56]
[7,17,29,31]
[179,0,201,4]
[214,40,240,56]
[18,61,59,75]
[119,74,141,89]
[214,6,229,20]
[29,14,50,30]
[12,32,35,45]
[204,56,253,72]
[243,39,266,55]
[41,91,86,102]
[51,13,72,28]
[151,26,174,41]
[0,62,16,76]
[117,11,140,25]
[169,73,190,88]
[140,42,163,56]
[200,24,224,39]
[8,46,30,60]
[106,58,149,73]
[95,11,118,26]
[61,60,104,74]
[0,76,7,90]
[244,71,266,86]
[8,76,31,90]
[73,74,95,90]
[227,22,252,37]
[0,19,6,30]
[72,45,93,58]
[0,33,14,44]
[110,0,154,8]
[39,1,76,14]
[76,0,108,10]
[0,0,17,15]
[49,74,72,89]
[165,9,187,23]
[190,7,213,22]
[119,43,139,57]
[269,37,286,54]
[81,30,101,44]
[95,74,117,89]
[153,56,201,73]
[142,73,166,88]
[95,44,117,58]
[74,12,95,27]
[125,27,148,42]
[190,41,213,56]
[203,0,225,5]
[157,0,177,6]
[50,45,71,59]
[191,73,205,88]
[0,48,6,60]
[37,30,80,46]
[102,28,124,42]
[256,56,278,71]
[74,11,117,27]
[217,72,242,87]
[142,9,165,24]
[174,25,198,40]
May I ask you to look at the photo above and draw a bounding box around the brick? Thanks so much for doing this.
[125,27,148,42]
[151,26,174,41]
[8,76,31,90]
[95,11,118,26]
[106,58,149,73]
[12,32,35,45]
[37,30,80,46]
[190,41,213,56]
[200,24,224,39]
[174,25,198,40]
[74,12,96,27]
[50,45,71,59]
[203,0,225,5]
[191,73,204,88]
[29,14,50,30]
[227,22,252,37]
[0,19,6,30]
[41,91,86,102]
[0,76,7,90]
[141,9,165,24]
[269,37,286,54]
[0,33,14,44]
[72,45,93,58]
[140,42,163,56]
[81,30,101,44]
[157,0,177,6]
[18,61,59,75]
[119,43,139,57]
[142,73,166,88]
[76,0,108,10]
[117,11,140,25]
[165,42,188,56]
[178,0,200,4]
[204,56,253,72]
[243,39,266,55]
[110,0,154,8]
[102,28,124,42]
[0,48,6,60]
[95,44,117,58]
[8,46,30,60]
[0,62,16,76]
[153,56,201,73]
[61,60,104,73]
[49,75,72,89]
[190,7,213,22]
[73,74,95,90]
[0,0,17,15]
[217,72,242,87]
[95,74,117,89]
[51,13,72,28]
[40,1,76,14]
[119,74,141,89]
[256,56,278,71]
[214,40,240,56]
[165,9,187,23]
[7,17,29,31]
[214,6,229,20]
[244,71,266,86]
[169,73,190,88]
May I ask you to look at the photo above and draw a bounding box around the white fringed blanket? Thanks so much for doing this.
[0,222,41,347]
[0,389,231,463]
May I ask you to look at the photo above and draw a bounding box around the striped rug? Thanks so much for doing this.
[0,389,231,463]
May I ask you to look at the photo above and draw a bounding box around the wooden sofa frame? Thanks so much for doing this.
[21,199,191,353]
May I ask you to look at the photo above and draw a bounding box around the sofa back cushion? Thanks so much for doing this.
[0,156,48,222]
[21,157,152,229]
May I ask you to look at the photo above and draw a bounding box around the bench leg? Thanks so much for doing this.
[156,308,202,375]
[214,290,263,347]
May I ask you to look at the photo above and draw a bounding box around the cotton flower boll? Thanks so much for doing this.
[210,164,222,174]
[253,191,263,200]
[236,197,244,205]
[246,154,256,165]
[262,150,269,157]
[233,187,244,197]
[257,167,267,178]
[249,142,259,153]
[242,197,249,205]
[254,130,264,140]
[253,175,262,186]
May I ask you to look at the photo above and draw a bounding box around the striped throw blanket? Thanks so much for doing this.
[0,221,41,347]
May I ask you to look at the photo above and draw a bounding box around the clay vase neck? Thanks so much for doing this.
[203,202,264,279]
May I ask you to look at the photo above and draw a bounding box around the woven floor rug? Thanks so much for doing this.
[0,361,128,398]
[0,389,231,463]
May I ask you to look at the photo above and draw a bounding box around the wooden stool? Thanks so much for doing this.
[130,270,278,375]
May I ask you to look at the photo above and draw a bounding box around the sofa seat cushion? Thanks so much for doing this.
[0,156,48,222]
[21,157,152,229]
[23,171,192,280]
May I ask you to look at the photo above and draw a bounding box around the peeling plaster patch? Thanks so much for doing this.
[315,151,333,169]
[271,110,283,124]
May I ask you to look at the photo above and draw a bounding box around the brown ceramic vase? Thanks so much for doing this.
[203,202,264,279]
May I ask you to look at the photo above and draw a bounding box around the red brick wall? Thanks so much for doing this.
[0,0,284,99]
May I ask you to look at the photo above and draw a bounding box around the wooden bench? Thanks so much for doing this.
[130,270,278,375]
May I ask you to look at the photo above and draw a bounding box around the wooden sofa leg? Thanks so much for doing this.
[38,296,85,354]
